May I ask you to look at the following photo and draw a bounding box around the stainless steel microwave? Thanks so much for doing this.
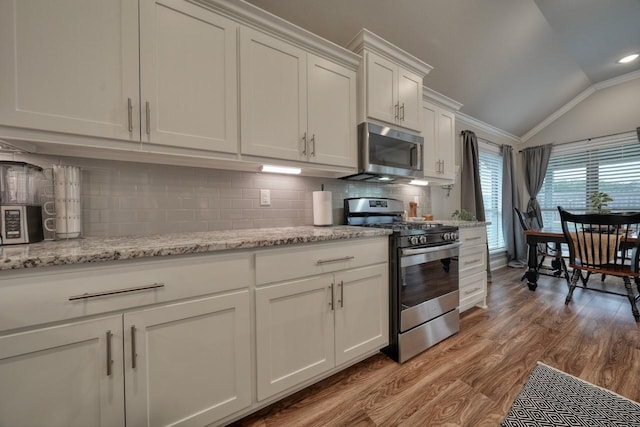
[342,122,423,182]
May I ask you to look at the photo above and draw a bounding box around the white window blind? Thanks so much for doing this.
[479,142,505,251]
[537,131,640,230]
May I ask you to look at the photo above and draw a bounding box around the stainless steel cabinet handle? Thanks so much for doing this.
[69,283,165,301]
[311,134,315,157]
[316,256,355,265]
[394,103,399,119]
[464,287,480,296]
[127,98,133,132]
[400,103,405,120]
[329,283,334,310]
[302,132,307,155]
[441,160,445,173]
[464,258,481,265]
[145,101,150,135]
[106,330,113,376]
[131,325,137,369]
[339,280,344,308]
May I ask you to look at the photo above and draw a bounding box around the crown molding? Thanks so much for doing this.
[346,28,433,77]
[521,69,640,142]
[193,0,360,69]
[422,87,463,111]
[456,112,520,145]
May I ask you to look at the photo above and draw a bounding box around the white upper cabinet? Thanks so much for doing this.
[140,0,239,153]
[240,27,308,162]
[348,29,432,133]
[307,54,357,168]
[422,88,463,182]
[240,27,356,168]
[0,0,238,154]
[0,0,140,141]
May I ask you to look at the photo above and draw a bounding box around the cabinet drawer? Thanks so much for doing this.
[460,271,487,298]
[459,271,487,311]
[0,251,252,332]
[459,244,486,277]
[459,227,487,247]
[255,238,387,285]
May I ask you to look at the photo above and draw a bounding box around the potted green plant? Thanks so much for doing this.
[451,209,477,221]
[589,192,613,214]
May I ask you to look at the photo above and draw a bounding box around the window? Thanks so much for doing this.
[479,142,505,251]
[537,131,640,230]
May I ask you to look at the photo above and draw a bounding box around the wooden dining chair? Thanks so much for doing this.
[515,207,570,283]
[558,206,640,322]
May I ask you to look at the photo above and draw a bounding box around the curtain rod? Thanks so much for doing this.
[518,129,637,153]
[459,130,502,148]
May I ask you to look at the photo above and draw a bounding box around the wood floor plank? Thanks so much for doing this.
[230,267,640,426]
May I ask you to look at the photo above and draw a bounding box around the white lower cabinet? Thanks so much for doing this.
[0,292,251,427]
[458,226,489,312]
[124,292,251,427]
[0,316,125,427]
[0,237,389,426]
[255,263,388,401]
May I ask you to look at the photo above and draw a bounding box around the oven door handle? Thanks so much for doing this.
[401,241,463,257]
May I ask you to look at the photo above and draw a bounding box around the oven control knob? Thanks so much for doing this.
[419,235,427,244]
[443,232,451,241]
[410,236,420,245]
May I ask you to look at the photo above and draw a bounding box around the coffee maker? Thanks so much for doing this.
[0,161,44,245]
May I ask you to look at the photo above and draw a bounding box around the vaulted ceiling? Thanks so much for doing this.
[245,0,640,139]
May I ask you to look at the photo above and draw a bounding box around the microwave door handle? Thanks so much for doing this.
[416,144,422,171]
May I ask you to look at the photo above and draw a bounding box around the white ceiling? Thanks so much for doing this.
[244,0,640,138]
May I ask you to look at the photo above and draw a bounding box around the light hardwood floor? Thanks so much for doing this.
[231,267,640,426]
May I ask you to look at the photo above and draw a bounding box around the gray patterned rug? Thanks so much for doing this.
[501,362,640,426]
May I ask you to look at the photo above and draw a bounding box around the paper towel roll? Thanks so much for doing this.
[313,191,333,226]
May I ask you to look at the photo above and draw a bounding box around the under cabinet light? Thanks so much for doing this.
[618,54,639,64]
[409,179,429,186]
[261,165,301,175]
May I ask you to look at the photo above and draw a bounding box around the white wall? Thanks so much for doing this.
[518,74,640,201]
[524,75,640,148]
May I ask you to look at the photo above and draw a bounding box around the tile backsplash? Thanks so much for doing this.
[2,154,431,238]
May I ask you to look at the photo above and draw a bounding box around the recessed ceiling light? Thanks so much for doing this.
[409,179,429,186]
[260,165,301,175]
[617,54,639,64]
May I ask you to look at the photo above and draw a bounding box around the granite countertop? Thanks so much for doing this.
[0,226,392,271]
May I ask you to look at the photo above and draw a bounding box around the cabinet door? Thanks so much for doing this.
[334,264,389,366]
[366,52,398,126]
[438,109,456,180]
[307,54,357,168]
[0,316,124,427]
[255,275,335,401]
[397,67,423,132]
[139,0,238,153]
[124,291,251,427]
[422,101,439,178]
[240,27,307,161]
[0,0,139,140]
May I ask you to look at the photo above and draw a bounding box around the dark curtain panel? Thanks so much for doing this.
[461,130,491,281]
[460,130,486,221]
[501,145,523,266]
[522,144,552,227]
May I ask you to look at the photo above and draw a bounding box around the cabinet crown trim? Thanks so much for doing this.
[194,0,360,69]
[346,28,433,77]
[423,87,463,112]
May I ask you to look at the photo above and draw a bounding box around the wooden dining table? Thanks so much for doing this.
[523,229,638,291]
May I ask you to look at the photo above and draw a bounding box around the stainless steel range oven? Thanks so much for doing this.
[345,197,461,363]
